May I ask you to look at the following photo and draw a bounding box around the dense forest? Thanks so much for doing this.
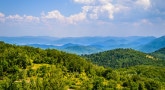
[151,47,165,60]
[0,41,165,90]
[82,48,165,68]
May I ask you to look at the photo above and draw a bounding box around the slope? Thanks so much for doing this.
[0,41,106,89]
[83,48,161,68]
[151,47,165,60]
[1,41,165,90]
[63,45,102,55]
[140,36,165,53]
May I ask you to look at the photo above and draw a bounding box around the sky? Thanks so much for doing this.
[0,0,165,37]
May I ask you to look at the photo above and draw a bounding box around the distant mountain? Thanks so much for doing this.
[0,36,58,45]
[83,48,161,68]
[51,37,113,45]
[26,43,102,54]
[61,43,80,48]
[63,45,102,55]
[27,44,60,49]
[90,36,156,50]
[0,36,157,54]
[139,36,165,53]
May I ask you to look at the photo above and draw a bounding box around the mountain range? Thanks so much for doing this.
[0,35,165,54]
[139,36,165,52]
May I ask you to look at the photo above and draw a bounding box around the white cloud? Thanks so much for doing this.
[136,0,151,9]
[0,10,86,25]
[43,10,64,20]
[1,0,165,37]
[80,0,115,19]
[0,13,5,17]
[82,1,129,20]
[1,0,154,25]
[99,0,112,4]
[73,0,94,4]
[67,12,86,24]
[0,12,5,22]
[83,4,115,19]
[6,14,23,21]
[5,14,40,24]
[0,0,161,26]
[76,0,154,21]
[24,15,40,22]
[42,10,86,24]
[102,3,115,19]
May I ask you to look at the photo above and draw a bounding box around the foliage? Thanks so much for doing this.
[151,47,165,60]
[0,41,165,90]
[83,48,163,68]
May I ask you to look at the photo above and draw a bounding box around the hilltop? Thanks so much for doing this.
[83,48,163,68]
[151,47,165,60]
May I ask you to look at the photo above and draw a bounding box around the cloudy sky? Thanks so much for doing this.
[0,0,165,37]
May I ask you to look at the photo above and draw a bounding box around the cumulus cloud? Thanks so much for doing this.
[0,13,5,17]
[6,14,23,21]
[74,0,157,21]
[2,14,40,24]
[136,0,151,9]
[83,3,115,19]
[81,0,130,20]
[67,12,86,24]
[99,0,113,4]
[24,15,40,22]
[0,12,5,22]
[0,0,163,25]
[1,0,156,25]
[73,0,95,4]
[43,10,64,20]
[1,10,86,25]
[42,10,86,24]
[0,0,164,37]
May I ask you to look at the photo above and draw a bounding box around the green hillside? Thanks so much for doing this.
[1,41,165,90]
[151,47,165,60]
[83,48,163,68]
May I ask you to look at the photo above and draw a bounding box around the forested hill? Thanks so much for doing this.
[153,47,165,55]
[1,41,165,89]
[0,41,96,73]
[151,47,165,60]
[83,48,164,68]
[0,41,103,89]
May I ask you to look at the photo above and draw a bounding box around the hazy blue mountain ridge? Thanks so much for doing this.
[140,36,165,52]
[1,36,164,54]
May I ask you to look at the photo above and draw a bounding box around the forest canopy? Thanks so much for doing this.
[0,41,165,90]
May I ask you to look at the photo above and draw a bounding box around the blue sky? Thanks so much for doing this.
[0,0,165,37]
